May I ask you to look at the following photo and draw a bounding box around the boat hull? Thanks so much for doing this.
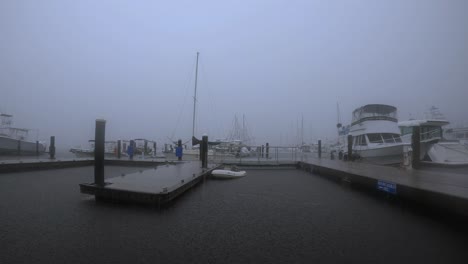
[354,144,404,165]
[427,142,468,164]
[0,136,46,155]
[211,169,246,179]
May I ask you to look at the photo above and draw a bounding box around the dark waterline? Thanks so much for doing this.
[0,166,466,263]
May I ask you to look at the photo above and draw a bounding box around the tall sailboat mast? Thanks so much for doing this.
[192,52,199,138]
[301,114,304,146]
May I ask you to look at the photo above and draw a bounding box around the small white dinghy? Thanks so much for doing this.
[211,166,246,179]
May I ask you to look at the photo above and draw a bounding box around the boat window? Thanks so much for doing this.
[400,127,412,136]
[393,134,402,143]
[360,135,367,146]
[382,133,395,143]
[367,133,383,143]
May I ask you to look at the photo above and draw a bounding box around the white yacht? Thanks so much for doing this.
[346,104,405,165]
[399,119,449,159]
[399,113,468,165]
[444,126,468,147]
[0,112,46,155]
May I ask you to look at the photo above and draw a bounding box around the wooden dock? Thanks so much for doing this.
[80,161,218,205]
[298,157,468,217]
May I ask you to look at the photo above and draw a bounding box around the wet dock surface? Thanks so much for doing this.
[302,157,468,198]
[101,162,213,193]
[79,161,217,205]
[299,157,468,218]
[1,166,466,263]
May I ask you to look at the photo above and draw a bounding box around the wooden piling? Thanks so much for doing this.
[49,136,55,159]
[94,119,106,186]
[202,135,208,168]
[266,143,269,159]
[318,140,322,158]
[412,126,421,169]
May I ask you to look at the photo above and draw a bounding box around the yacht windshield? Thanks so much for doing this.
[352,104,398,123]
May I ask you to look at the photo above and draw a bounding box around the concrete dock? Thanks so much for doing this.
[298,157,468,217]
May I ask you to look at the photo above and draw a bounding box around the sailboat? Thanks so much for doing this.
[178,52,216,156]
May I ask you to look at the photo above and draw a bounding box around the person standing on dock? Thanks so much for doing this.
[127,140,134,160]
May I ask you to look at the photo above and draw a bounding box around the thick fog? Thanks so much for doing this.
[1,0,467,149]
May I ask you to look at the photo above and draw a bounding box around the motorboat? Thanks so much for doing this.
[0,112,46,155]
[399,119,449,159]
[399,108,468,165]
[70,140,124,158]
[444,126,468,147]
[345,104,405,165]
[211,166,246,179]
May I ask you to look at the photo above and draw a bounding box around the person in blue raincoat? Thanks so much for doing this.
[127,140,134,160]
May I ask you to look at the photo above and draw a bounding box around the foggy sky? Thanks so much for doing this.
[1,0,468,148]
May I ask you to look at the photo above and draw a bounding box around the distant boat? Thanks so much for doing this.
[0,112,46,155]
[70,140,123,158]
[444,126,468,147]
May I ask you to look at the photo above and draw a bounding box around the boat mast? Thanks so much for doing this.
[242,114,245,142]
[301,114,304,146]
[192,52,199,139]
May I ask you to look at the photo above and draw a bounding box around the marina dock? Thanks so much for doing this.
[0,157,169,173]
[298,157,468,217]
[80,161,218,205]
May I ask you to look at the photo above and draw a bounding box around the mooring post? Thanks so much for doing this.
[117,140,121,159]
[36,141,39,156]
[412,126,421,169]
[261,145,264,158]
[266,143,269,159]
[153,142,157,157]
[94,119,106,186]
[164,143,168,153]
[144,140,148,155]
[199,141,203,161]
[177,139,182,161]
[49,136,55,159]
[347,135,353,161]
[202,135,208,168]
[17,140,21,156]
[318,140,322,158]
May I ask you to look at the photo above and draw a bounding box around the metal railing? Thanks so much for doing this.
[207,145,321,165]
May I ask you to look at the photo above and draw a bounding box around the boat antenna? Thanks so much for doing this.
[192,52,199,139]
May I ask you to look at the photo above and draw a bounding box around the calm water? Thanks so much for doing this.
[0,166,466,263]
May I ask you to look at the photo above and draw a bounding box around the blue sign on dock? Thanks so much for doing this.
[377,180,397,195]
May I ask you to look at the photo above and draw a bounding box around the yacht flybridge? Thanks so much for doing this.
[346,104,405,165]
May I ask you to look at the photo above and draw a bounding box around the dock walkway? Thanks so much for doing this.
[299,157,468,216]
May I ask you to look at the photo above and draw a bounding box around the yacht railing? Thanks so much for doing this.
[420,129,442,142]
